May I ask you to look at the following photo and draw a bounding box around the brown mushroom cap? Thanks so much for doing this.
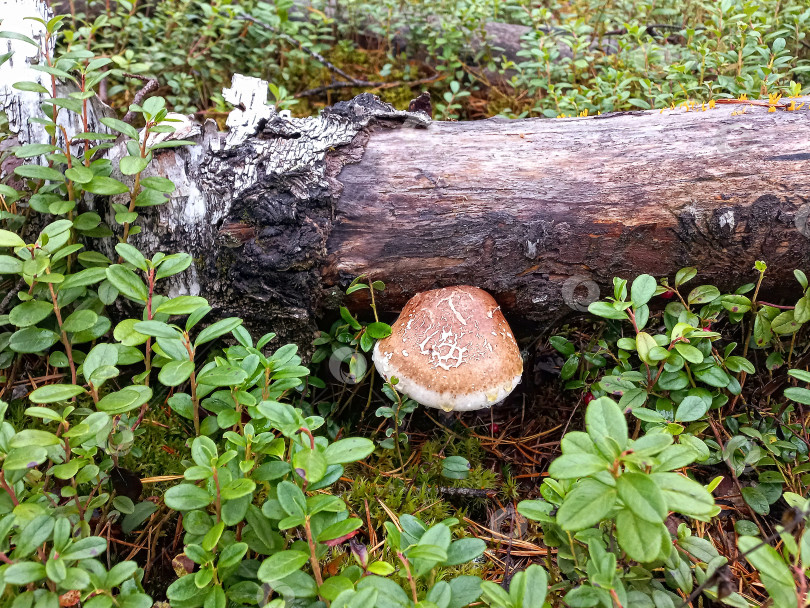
[372,285,523,411]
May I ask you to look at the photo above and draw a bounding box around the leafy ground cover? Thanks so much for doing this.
[62,0,810,119]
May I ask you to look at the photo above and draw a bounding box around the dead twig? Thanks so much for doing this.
[238,15,360,84]
[295,75,442,99]
[122,73,159,124]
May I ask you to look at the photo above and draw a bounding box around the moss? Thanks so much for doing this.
[120,405,189,479]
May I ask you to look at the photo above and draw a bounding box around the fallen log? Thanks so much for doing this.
[3,8,810,347]
[130,82,810,346]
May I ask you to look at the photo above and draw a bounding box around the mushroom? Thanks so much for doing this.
[372,285,523,412]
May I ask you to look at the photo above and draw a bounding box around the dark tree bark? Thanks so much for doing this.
[128,83,810,348]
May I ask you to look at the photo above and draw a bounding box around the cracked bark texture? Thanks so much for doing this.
[327,101,810,337]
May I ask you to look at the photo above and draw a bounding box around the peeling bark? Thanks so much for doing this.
[0,0,112,145]
[103,77,431,345]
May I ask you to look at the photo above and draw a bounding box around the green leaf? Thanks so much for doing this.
[408,544,448,562]
[651,473,716,518]
[9,327,60,352]
[550,336,575,356]
[771,311,800,335]
[340,306,362,330]
[10,428,61,448]
[721,294,752,314]
[753,313,773,348]
[14,165,65,182]
[257,550,309,582]
[741,486,770,515]
[119,156,149,175]
[115,243,147,270]
[441,455,471,479]
[548,453,608,478]
[220,478,256,500]
[738,536,796,607]
[316,518,363,542]
[445,538,486,566]
[196,364,248,387]
[132,320,178,339]
[0,255,23,273]
[100,117,139,139]
[59,267,108,290]
[785,386,810,405]
[725,355,755,374]
[106,265,148,301]
[323,437,375,464]
[631,274,657,307]
[65,166,94,184]
[517,499,555,523]
[164,483,214,511]
[276,480,306,518]
[795,295,810,324]
[60,537,107,560]
[13,81,50,95]
[509,564,548,608]
[673,343,703,364]
[480,582,513,608]
[292,449,327,484]
[365,322,392,340]
[3,446,47,470]
[616,472,667,523]
[4,562,46,585]
[15,143,58,158]
[29,384,86,403]
[565,585,607,607]
[674,396,709,422]
[693,365,730,388]
[9,300,53,327]
[141,176,176,192]
[195,317,243,346]
[113,319,148,347]
[0,229,25,248]
[156,296,208,315]
[158,360,195,387]
[96,385,152,414]
[636,332,657,365]
[687,285,720,305]
[62,309,98,333]
[652,441,695,468]
[84,176,130,195]
[218,542,248,569]
[557,479,617,531]
[586,397,627,459]
[318,576,354,601]
[72,212,101,232]
[588,301,628,320]
[155,253,192,279]
[615,508,667,562]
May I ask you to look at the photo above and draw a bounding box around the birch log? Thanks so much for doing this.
[3,1,810,346]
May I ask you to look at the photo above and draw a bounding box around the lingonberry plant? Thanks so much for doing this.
[0,18,497,608]
[548,265,810,606]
